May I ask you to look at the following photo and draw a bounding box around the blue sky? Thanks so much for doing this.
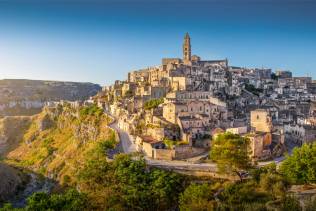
[0,0,315,85]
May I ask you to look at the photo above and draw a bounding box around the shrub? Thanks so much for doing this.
[79,104,103,118]
[144,98,164,110]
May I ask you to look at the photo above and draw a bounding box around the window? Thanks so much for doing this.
[257,115,260,120]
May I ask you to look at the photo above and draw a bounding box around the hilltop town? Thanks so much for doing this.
[95,33,316,162]
[1,34,316,210]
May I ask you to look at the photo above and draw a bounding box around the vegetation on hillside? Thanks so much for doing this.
[144,98,164,110]
[5,104,113,185]
[79,104,103,118]
[1,105,316,210]
[77,135,186,210]
[4,148,316,210]
[0,189,87,211]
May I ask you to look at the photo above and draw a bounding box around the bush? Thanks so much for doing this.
[25,189,87,211]
[97,132,117,153]
[144,98,164,110]
[219,181,270,206]
[259,173,289,199]
[79,104,103,118]
[0,189,88,211]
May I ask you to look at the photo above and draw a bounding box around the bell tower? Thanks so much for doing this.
[183,32,191,62]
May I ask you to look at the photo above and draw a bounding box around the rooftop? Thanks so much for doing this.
[141,136,163,144]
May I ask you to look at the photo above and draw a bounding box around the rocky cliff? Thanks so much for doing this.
[0,79,101,116]
[3,104,114,185]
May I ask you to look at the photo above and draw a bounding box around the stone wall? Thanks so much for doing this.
[154,149,175,160]
[174,145,206,160]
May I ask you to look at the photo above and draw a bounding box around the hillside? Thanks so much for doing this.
[0,79,101,116]
[1,104,316,210]
[4,104,115,185]
[0,116,33,156]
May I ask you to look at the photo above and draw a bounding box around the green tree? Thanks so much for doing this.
[149,169,185,210]
[210,133,252,181]
[77,153,185,211]
[279,143,316,184]
[179,183,217,211]
[3,189,88,211]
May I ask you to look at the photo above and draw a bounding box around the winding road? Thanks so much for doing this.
[106,111,291,173]
[108,120,136,153]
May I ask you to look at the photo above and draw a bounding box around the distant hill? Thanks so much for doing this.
[0,79,101,116]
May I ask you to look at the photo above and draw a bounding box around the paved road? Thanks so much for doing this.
[105,111,293,172]
[108,120,137,154]
[146,158,217,172]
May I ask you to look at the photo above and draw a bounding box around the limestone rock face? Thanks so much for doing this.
[37,114,54,131]
[73,122,99,145]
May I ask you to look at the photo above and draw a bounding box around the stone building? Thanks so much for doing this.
[251,109,272,133]
[247,132,271,160]
[135,136,165,158]
[275,70,292,79]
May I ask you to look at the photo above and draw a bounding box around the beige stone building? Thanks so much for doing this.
[163,102,187,124]
[226,126,248,135]
[135,136,165,158]
[163,99,227,125]
[247,132,272,160]
[251,109,272,133]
